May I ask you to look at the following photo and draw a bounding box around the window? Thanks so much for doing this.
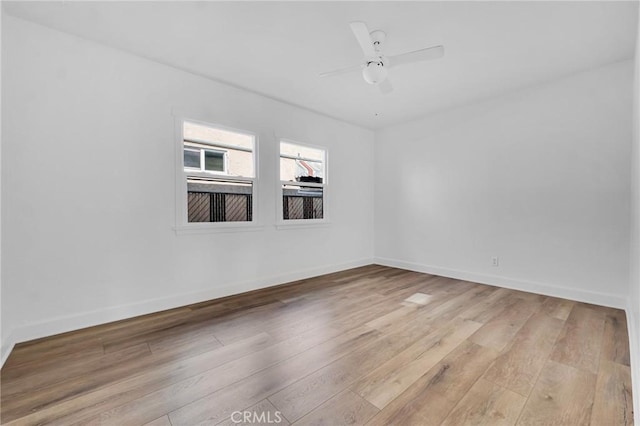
[279,140,327,222]
[183,147,227,173]
[179,120,256,225]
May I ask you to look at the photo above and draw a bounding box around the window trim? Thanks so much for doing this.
[277,138,329,227]
[174,116,261,234]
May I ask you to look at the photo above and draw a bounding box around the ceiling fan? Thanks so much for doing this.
[320,21,444,94]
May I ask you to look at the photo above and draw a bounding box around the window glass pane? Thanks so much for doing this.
[184,121,254,177]
[184,149,201,169]
[282,184,323,220]
[187,178,253,222]
[204,150,225,172]
[280,142,325,182]
[182,120,256,225]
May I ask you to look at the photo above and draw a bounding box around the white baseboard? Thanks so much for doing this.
[1,332,16,369]
[374,257,627,309]
[0,257,373,368]
[625,303,640,426]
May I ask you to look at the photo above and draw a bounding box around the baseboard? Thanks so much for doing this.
[625,303,640,425]
[0,257,373,368]
[1,331,16,368]
[374,257,627,309]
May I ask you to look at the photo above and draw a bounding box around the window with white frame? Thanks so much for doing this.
[183,147,227,173]
[181,120,256,224]
[279,141,326,221]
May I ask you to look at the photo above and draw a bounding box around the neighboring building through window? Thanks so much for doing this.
[280,141,326,221]
[182,121,255,223]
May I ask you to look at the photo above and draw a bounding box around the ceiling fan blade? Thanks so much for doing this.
[319,63,362,78]
[388,45,444,68]
[378,78,393,94]
[350,21,376,58]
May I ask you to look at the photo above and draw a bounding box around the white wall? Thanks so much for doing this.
[375,60,633,308]
[628,4,640,424]
[0,16,375,363]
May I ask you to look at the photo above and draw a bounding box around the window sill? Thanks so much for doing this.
[174,223,264,235]
[276,220,331,230]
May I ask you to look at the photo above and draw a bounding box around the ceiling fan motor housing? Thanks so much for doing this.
[370,30,386,48]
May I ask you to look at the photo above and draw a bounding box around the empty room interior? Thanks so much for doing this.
[1,1,640,425]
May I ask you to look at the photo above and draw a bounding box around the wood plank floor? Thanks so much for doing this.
[0,265,634,425]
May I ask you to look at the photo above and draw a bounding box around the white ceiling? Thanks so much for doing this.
[3,1,638,129]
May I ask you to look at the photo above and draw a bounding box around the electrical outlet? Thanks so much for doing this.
[492,257,499,267]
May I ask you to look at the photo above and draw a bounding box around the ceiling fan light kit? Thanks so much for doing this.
[362,61,388,84]
[320,21,445,94]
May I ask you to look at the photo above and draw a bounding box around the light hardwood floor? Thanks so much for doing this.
[0,265,633,425]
